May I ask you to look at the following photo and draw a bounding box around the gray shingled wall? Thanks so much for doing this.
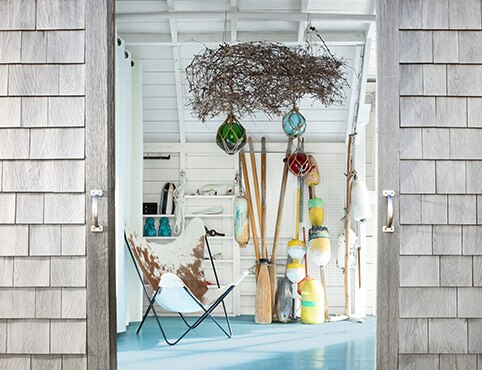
[0,0,87,369]
[398,0,482,368]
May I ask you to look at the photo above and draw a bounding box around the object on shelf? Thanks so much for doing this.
[308,198,325,226]
[351,176,371,221]
[143,217,157,237]
[173,171,186,235]
[143,202,158,215]
[300,278,324,324]
[308,226,331,267]
[160,183,176,215]
[198,183,234,196]
[216,113,247,155]
[234,193,250,248]
[192,206,224,215]
[336,229,357,270]
[158,217,172,237]
[143,153,171,160]
[282,106,306,138]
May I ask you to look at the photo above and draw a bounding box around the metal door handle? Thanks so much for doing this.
[91,190,104,232]
[382,190,395,233]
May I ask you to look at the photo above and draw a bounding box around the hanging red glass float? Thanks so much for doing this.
[288,143,312,177]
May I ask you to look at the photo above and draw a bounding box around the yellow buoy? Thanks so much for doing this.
[308,198,325,226]
[300,278,324,324]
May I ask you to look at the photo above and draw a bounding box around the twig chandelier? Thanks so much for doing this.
[185,27,348,154]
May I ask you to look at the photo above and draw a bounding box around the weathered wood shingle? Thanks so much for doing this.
[0,0,89,362]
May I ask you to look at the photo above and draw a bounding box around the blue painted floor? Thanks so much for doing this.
[117,315,375,370]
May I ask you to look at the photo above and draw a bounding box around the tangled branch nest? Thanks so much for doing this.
[185,40,347,122]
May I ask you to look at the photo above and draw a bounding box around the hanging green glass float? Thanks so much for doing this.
[282,106,306,138]
[216,113,247,155]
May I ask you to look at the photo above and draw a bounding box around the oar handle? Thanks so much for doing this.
[241,151,260,263]
[261,137,267,259]
[248,137,262,232]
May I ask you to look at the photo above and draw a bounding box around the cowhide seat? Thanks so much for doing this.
[125,217,248,346]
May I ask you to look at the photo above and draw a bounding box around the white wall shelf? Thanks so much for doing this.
[145,236,177,240]
[186,214,233,218]
[142,214,175,218]
[185,195,234,199]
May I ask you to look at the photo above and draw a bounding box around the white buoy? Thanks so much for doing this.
[350,177,371,221]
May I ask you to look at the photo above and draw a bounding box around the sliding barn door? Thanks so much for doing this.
[377,0,399,368]
[85,0,117,369]
[378,0,482,369]
[0,0,115,369]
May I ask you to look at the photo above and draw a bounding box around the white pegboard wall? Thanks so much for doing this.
[301,152,346,287]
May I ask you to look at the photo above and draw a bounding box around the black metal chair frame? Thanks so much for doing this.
[124,230,233,346]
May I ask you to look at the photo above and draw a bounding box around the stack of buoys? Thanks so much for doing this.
[302,155,330,324]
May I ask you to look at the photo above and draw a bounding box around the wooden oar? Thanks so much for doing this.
[240,151,261,270]
[248,137,262,231]
[255,137,271,324]
[270,138,293,310]
[261,137,268,260]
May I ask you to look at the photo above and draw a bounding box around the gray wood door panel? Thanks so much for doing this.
[85,0,117,369]
[377,0,400,368]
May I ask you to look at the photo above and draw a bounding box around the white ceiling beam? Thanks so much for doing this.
[172,46,186,144]
[122,31,367,45]
[144,142,346,154]
[167,1,185,144]
[231,0,237,42]
[297,0,309,44]
[345,45,363,143]
[166,0,178,43]
[116,11,375,23]
[344,33,372,142]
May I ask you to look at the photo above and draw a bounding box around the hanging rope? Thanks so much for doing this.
[173,171,186,235]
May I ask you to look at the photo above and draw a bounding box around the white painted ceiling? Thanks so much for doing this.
[115,0,375,143]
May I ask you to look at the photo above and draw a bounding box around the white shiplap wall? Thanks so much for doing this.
[143,142,377,316]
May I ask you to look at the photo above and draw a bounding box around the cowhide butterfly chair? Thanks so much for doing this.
[124,217,248,346]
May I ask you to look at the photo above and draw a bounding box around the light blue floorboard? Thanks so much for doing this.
[117,315,375,370]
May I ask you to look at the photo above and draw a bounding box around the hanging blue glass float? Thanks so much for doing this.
[216,113,247,155]
[282,107,306,138]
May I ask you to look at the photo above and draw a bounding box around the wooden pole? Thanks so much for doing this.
[248,137,262,231]
[241,151,261,266]
[270,138,293,263]
[270,138,293,311]
[344,133,356,316]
